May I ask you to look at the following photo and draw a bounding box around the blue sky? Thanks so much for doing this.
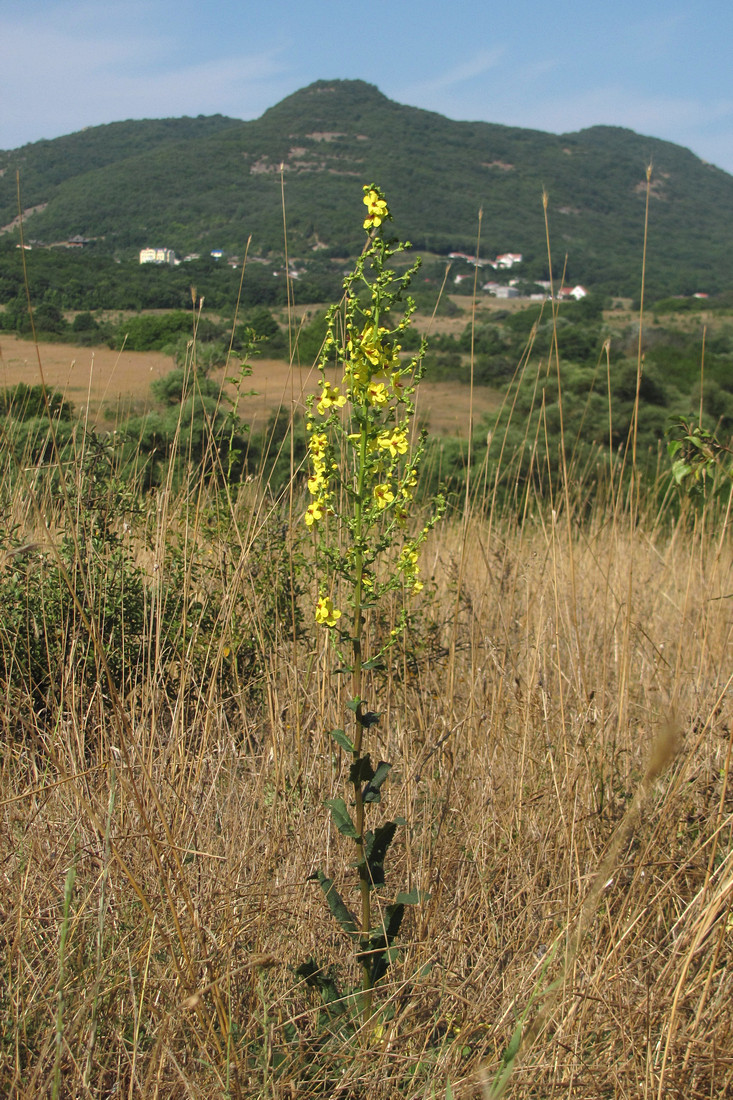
[3,0,733,173]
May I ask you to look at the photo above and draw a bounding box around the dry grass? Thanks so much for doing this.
[0,334,500,438]
[2,186,732,1092]
[1,435,731,1097]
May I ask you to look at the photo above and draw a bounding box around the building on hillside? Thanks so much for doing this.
[139,247,176,265]
[496,253,523,268]
[556,285,588,301]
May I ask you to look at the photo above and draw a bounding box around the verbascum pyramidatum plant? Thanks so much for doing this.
[301,185,444,1027]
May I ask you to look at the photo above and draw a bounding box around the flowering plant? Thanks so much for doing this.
[302,185,443,1024]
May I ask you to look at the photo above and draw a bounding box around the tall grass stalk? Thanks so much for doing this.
[52,854,76,1100]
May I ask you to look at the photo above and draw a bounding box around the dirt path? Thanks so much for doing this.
[0,335,500,436]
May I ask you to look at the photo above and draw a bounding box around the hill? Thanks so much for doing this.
[2,79,733,297]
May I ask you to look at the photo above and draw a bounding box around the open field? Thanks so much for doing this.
[2,218,732,1098]
[1,467,732,1097]
[0,334,501,436]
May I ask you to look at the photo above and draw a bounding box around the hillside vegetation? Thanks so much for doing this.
[2,79,733,297]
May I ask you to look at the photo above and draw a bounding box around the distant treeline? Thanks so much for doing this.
[0,240,345,317]
[2,290,731,503]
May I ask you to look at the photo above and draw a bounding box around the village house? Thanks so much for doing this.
[556,285,588,301]
[139,247,176,265]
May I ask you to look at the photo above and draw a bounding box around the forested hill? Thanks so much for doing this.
[2,79,732,298]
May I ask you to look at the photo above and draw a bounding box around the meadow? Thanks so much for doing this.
[0,331,502,438]
[1,192,732,1099]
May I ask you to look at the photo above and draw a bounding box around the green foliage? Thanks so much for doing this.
[0,435,148,704]
[0,382,73,422]
[0,244,293,322]
[666,414,733,491]
[114,310,192,351]
[122,342,257,486]
[3,80,733,296]
[0,438,301,725]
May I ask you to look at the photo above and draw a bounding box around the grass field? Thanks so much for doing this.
[1,462,731,1097]
[0,332,502,438]
[1,226,732,1097]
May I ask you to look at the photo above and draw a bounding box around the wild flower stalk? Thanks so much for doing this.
[303,185,443,1024]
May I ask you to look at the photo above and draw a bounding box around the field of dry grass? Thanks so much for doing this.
[0,334,501,437]
[1,429,731,1096]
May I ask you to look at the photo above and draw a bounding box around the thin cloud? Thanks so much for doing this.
[1,15,288,145]
[400,48,505,99]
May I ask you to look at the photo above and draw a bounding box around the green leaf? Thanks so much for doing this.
[363,821,398,885]
[361,657,386,672]
[395,888,427,906]
[381,901,406,944]
[295,957,348,1019]
[329,728,354,753]
[363,760,392,803]
[346,697,362,714]
[359,901,407,983]
[349,754,375,786]
[314,871,359,938]
[325,798,359,839]
[502,1020,523,1065]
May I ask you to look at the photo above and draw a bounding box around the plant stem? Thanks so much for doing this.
[53,856,76,1100]
[352,420,373,1021]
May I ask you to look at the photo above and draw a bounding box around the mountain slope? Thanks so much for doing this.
[1,80,731,296]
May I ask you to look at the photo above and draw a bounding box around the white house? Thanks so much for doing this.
[496,253,523,268]
[139,247,176,265]
[556,285,588,300]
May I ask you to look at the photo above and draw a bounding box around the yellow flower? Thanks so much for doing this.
[315,596,341,627]
[373,483,395,509]
[359,325,385,366]
[399,545,423,592]
[307,472,326,495]
[366,380,389,406]
[401,467,418,499]
[317,381,347,416]
[399,547,419,570]
[377,429,409,459]
[309,432,328,455]
[305,499,325,526]
[363,188,389,230]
